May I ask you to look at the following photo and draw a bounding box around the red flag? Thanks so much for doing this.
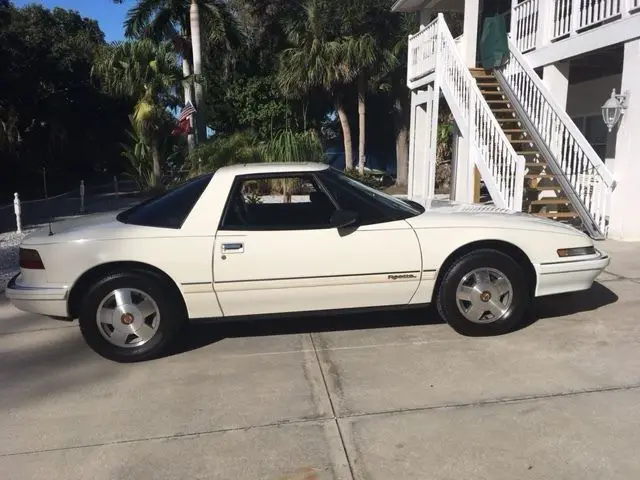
[171,117,192,136]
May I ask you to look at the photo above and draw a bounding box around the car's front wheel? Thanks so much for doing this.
[78,271,185,362]
[436,249,530,336]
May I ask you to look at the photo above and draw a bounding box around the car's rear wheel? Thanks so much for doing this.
[436,249,530,336]
[78,271,185,362]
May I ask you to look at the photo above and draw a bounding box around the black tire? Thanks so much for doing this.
[78,271,186,362]
[436,248,530,336]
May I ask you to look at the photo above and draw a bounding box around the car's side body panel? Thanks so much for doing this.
[21,234,221,319]
[407,218,607,302]
[212,220,422,316]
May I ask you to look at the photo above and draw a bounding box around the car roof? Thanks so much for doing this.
[216,162,330,176]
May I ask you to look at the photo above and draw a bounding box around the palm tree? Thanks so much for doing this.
[334,34,381,175]
[278,0,356,170]
[335,0,399,176]
[113,0,244,148]
[376,11,461,188]
[189,0,205,145]
[92,39,180,186]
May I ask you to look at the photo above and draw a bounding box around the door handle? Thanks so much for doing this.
[222,242,244,253]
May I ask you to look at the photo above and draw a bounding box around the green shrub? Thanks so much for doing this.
[343,169,384,190]
[188,130,263,176]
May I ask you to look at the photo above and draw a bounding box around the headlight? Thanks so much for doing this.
[557,246,596,258]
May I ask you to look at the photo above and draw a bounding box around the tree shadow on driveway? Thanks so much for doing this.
[169,281,619,356]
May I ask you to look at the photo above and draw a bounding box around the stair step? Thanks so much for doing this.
[526,185,563,191]
[533,211,578,218]
[470,69,493,75]
[486,99,510,104]
[530,198,571,205]
[502,128,526,133]
[525,161,546,167]
[492,109,516,114]
[480,90,505,95]
[476,82,500,87]
[525,174,555,179]
[519,150,540,156]
[496,118,520,123]
[511,139,534,144]
[469,69,495,78]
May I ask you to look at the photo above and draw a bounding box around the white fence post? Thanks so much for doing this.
[80,180,85,214]
[13,192,22,233]
[114,176,119,198]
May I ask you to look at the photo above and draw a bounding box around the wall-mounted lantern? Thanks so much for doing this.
[601,88,630,133]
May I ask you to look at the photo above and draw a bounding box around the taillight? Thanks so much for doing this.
[19,248,45,269]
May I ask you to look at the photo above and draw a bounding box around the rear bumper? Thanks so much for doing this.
[5,274,70,317]
[535,249,610,297]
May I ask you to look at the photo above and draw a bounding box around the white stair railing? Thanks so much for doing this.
[433,14,525,211]
[496,38,616,237]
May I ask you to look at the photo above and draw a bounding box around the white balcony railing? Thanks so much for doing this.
[407,21,438,84]
[513,0,539,52]
[512,0,640,53]
[554,0,621,39]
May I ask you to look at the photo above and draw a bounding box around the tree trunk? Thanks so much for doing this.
[395,122,409,187]
[357,74,366,176]
[335,97,353,171]
[393,91,411,187]
[190,0,206,145]
[182,56,196,152]
[151,137,162,187]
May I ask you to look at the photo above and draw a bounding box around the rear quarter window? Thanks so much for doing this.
[117,173,212,229]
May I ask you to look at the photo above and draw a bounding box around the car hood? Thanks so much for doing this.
[405,198,587,237]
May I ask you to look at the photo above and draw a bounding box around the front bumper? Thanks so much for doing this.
[535,249,610,297]
[5,273,70,317]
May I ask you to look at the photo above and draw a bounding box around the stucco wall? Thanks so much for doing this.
[567,74,622,117]
[566,73,622,161]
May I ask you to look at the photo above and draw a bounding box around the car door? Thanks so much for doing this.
[212,172,423,317]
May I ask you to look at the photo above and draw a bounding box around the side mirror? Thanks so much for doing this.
[330,209,358,229]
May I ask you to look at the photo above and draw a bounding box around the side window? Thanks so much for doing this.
[316,173,388,225]
[220,174,337,230]
[116,173,212,229]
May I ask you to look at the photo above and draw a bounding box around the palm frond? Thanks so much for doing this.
[261,129,324,164]
[124,0,166,38]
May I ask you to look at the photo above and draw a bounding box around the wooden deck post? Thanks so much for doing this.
[473,166,481,203]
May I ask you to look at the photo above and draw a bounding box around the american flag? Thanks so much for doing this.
[177,101,196,122]
[172,101,196,136]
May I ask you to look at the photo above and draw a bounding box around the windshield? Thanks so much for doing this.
[316,167,422,223]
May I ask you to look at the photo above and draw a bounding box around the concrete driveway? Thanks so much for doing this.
[1,240,640,480]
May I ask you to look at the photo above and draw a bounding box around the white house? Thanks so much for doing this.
[392,0,640,241]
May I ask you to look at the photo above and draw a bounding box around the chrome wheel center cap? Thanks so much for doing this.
[121,312,135,325]
[480,291,492,302]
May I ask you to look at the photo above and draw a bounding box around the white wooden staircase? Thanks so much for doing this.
[470,68,583,225]
[407,14,617,239]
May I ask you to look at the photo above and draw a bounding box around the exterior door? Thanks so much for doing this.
[212,172,423,317]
